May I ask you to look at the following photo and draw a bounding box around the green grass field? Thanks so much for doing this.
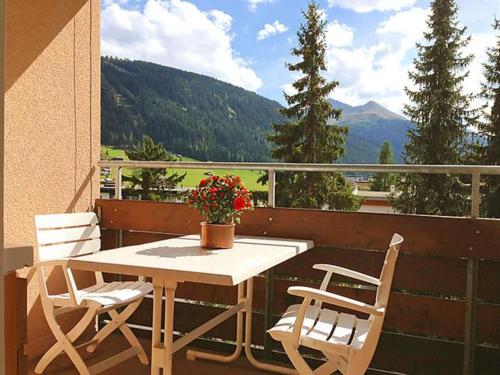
[101,145,267,191]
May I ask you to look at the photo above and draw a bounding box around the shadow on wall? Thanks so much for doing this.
[66,166,97,213]
[5,0,87,91]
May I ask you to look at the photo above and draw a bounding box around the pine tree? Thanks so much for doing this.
[124,135,185,201]
[266,1,361,210]
[478,19,500,217]
[371,140,395,191]
[391,0,476,216]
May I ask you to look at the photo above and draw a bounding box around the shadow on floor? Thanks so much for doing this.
[28,334,276,374]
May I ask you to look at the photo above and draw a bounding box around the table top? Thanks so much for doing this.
[68,235,314,286]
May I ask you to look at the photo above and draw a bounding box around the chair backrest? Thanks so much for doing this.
[35,212,101,261]
[375,233,403,308]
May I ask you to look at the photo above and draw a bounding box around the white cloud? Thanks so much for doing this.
[257,20,289,41]
[324,7,430,113]
[464,33,496,108]
[247,0,274,12]
[326,20,354,47]
[208,10,232,33]
[327,0,417,13]
[101,0,262,91]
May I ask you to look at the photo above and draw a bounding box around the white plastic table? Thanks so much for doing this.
[69,234,314,375]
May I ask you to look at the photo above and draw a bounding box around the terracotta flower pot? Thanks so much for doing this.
[200,222,235,249]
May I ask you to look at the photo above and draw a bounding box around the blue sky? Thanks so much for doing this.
[101,0,499,114]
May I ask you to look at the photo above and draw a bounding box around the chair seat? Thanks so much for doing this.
[53,280,153,309]
[268,304,371,354]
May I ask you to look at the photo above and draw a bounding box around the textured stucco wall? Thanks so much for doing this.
[4,0,100,356]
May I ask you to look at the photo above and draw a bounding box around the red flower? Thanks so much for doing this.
[233,197,246,211]
[200,178,207,186]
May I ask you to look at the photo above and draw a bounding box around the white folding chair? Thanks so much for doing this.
[269,233,404,375]
[33,212,153,375]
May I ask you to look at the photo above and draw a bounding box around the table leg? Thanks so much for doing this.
[244,278,297,375]
[163,281,177,375]
[151,281,164,375]
[186,283,244,363]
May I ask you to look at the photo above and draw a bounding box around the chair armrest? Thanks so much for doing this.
[288,286,384,316]
[314,264,380,286]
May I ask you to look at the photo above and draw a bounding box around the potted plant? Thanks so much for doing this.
[188,174,253,249]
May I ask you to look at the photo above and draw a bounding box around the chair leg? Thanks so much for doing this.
[35,308,96,375]
[282,342,315,375]
[86,299,148,365]
[110,308,149,365]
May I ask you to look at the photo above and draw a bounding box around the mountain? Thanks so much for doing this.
[102,57,283,161]
[329,100,411,163]
[101,57,411,163]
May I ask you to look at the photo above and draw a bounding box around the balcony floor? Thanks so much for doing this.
[28,334,278,375]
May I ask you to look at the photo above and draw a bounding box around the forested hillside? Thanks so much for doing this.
[102,57,410,163]
[102,57,283,161]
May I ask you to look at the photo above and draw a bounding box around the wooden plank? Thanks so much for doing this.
[242,208,473,258]
[176,282,237,306]
[478,260,500,303]
[100,229,116,250]
[475,345,500,374]
[476,302,500,345]
[370,332,463,374]
[95,199,500,260]
[276,247,467,297]
[96,200,201,234]
[101,229,174,251]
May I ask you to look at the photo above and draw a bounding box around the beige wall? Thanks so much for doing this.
[4,0,100,356]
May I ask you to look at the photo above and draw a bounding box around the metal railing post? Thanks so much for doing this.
[471,172,480,219]
[114,166,122,200]
[267,169,276,208]
[463,172,480,375]
[264,169,276,359]
[114,166,123,255]
[463,257,478,375]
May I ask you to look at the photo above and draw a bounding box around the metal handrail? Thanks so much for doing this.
[99,160,500,175]
[99,160,500,218]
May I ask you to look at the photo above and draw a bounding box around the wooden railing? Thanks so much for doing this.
[95,199,500,375]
